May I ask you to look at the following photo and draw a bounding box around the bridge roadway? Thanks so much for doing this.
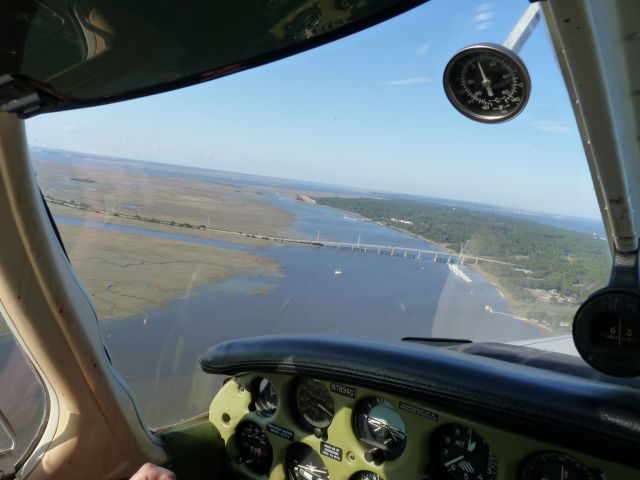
[45,197,514,266]
[249,235,515,266]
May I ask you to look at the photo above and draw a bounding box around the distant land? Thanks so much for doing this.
[28,146,609,330]
[31,146,605,238]
[32,147,289,318]
[371,193,606,239]
[315,196,610,331]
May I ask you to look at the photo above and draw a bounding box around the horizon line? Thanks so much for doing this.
[29,144,604,223]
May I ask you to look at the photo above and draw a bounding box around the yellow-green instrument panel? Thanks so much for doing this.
[209,372,636,479]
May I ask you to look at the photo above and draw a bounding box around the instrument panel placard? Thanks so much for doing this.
[331,382,357,398]
[399,401,439,422]
[320,441,343,462]
[267,422,294,441]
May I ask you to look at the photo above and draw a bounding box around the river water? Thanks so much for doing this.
[31,147,552,425]
[55,191,545,426]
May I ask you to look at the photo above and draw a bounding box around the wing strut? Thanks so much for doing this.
[503,3,542,54]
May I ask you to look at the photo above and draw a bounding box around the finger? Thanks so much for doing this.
[130,462,177,480]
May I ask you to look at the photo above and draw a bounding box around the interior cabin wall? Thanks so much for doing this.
[0,112,168,479]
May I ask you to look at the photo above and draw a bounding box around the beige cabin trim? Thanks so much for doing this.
[0,113,168,479]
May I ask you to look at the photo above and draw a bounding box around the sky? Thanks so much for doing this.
[26,0,601,219]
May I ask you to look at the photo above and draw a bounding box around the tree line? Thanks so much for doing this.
[315,197,610,305]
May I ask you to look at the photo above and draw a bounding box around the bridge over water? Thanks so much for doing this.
[247,232,515,266]
[301,240,515,266]
[45,196,514,266]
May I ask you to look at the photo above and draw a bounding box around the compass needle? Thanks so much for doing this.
[477,61,494,97]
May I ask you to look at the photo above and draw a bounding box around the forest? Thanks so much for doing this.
[316,196,610,329]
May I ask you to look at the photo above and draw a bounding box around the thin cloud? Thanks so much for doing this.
[471,6,495,31]
[474,22,492,31]
[415,42,431,57]
[379,77,432,87]
[532,120,574,134]
[472,12,493,22]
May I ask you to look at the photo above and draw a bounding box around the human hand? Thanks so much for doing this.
[130,463,177,480]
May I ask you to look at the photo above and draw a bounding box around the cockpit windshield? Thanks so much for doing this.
[26,0,608,427]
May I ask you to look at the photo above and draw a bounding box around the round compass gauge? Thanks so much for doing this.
[520,451,597,480]
[443,43,531,123]
[573,288,640,376]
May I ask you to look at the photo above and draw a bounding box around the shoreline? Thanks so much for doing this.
[317,206,560,337]
[472,267,556,336]
[58,223,282,320]
[401,231,560,335]
[57,190,561,335]
[48,197,351,251]
[312,203,452,252]
[397,226,559,336]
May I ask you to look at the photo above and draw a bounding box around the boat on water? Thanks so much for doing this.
[334,266,343,275]
[448,263,472,283]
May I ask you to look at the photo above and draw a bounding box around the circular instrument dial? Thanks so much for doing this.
[293,378,335,431]
[353,397,407,461]
[350,472,384,480]
[235,421,273,475]
[436,424,497,480]
[253,377,278,417]
[286,442,330,480]
[520,452,597,480]
[573,289,640,376]
[443,43,530,123]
